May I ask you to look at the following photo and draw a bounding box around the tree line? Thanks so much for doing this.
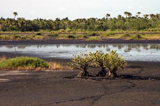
[0,12,160,31]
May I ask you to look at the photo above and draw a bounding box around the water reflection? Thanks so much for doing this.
[0,44,160,61]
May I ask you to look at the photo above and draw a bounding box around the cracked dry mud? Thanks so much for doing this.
[0,61,160,106]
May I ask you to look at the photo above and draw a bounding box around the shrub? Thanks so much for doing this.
[70,51,126,78]
[0,57,49,70]
[89,51,107,77]
[131,34,143,40]
[86,37,102,41]
[104,50,126,78]
[59,35,75,39]
[70,53,91,77]
[122,34,131,38]
[76,35,88,39]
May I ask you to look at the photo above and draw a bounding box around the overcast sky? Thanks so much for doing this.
[0,0,160,20]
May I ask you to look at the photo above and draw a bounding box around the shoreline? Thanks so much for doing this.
[0,39,160,45]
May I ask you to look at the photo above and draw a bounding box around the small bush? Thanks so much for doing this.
[76,35,88,39]
[87,32,100,36]
[59,35,75,39]
[122,34,131,37]
[131,34,143,40]
[86,37,102,41]
[70,53,91,77]
[0,57,49,70]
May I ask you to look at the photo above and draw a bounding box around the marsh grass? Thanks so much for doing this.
[48,62,71,70]
[0,55,6,63]
[0,56,70,71]
[86,37,102,41]
[0,57,49,70]
[130,34,143,40]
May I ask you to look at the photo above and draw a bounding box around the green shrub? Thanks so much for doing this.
[70,51,126,78]
[70,53,91,77]
[104,50,126,78]
[48,33,59,38]
[76,34,88,39]
[87,32,100,36]
[122,34,131,37]
[131,34,143,40]
[0,57,49,70]
[86,37,102,41]
[59,35,75,39]
[89,51,106,77]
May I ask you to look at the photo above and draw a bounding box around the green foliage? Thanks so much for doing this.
[76,34,88,39]
[70,51,126,78]
[122,34,131,38]
[86,37,102,41]
[130,34,143,40]
[59,35,76,39]
[0,57,49,70]
[89,51,107,76]
[1,12,160,31]
[104,50,126,78]
[70,53,91,77]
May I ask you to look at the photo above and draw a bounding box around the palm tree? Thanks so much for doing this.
[13,12,18,19]
[124,11,128,17]
[124,11,132,18]
[106,14,111,19]
[143,14,149,19]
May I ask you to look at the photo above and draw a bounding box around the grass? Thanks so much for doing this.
[0,56,70,71]
[0,56,49,70]
[1,30,160,40]
[48,62,70,70]
[86,37,102,41]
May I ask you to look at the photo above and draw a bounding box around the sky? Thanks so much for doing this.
[0,0,160,20]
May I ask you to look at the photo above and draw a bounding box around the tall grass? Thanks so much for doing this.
[0,57,49,70]
[0,56,70,71]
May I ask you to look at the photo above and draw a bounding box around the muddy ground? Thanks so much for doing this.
[0,60,160,106]
[0,40,160,106]
[1,39,160,45]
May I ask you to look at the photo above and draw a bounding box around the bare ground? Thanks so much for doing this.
[0,61,160,106]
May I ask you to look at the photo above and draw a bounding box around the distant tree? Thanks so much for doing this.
[13,12,18,19]
[143,14,149,19]
[106,14,111,19]
[124,11,132,18]
[136,12,141,18]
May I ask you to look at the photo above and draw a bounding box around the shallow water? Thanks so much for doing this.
[0,44,160,61]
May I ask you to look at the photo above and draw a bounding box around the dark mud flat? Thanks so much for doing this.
[0,61,160,106]
[1,39,160,45]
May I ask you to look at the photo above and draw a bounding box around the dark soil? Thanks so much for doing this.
[0,59,160,106]
[1,39,160,45]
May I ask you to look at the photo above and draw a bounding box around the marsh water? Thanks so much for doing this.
[0,44,160,61]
